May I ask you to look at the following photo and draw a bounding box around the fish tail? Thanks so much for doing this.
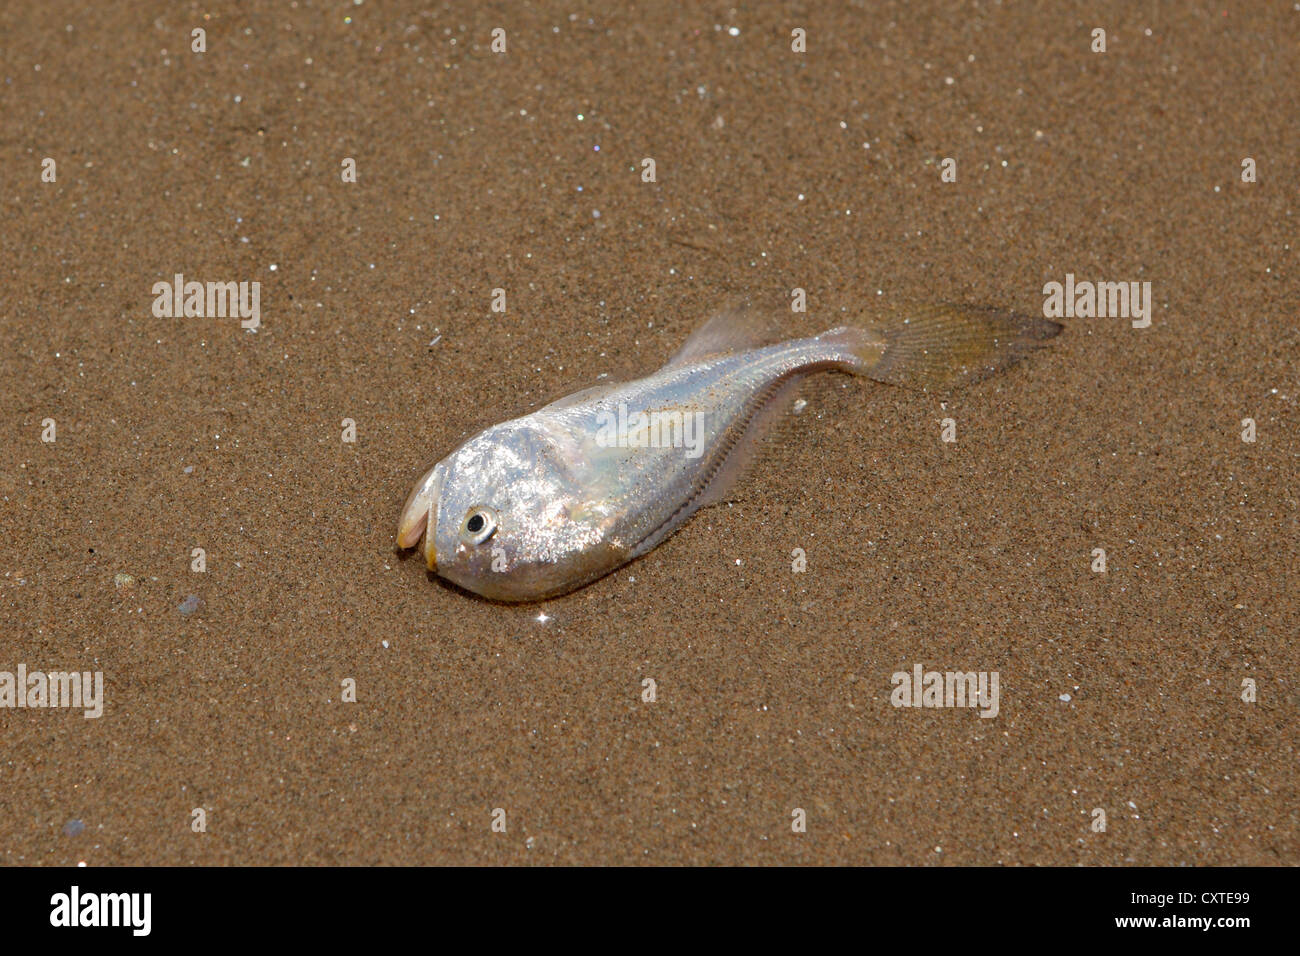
[812,326,889,376]
[819,305,1061,391]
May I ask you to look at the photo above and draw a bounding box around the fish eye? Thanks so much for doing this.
[461,505,498,546]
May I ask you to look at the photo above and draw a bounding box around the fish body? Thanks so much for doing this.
[398,305,1060,601]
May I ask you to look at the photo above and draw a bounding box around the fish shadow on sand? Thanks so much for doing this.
[392,542,535,606]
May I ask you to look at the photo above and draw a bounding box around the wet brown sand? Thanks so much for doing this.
[0,1,1295,864]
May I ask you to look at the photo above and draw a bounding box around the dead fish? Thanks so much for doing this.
[397,304,1060,601]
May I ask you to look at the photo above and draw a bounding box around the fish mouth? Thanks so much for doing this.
[422,508,438,571]
[396,463,444,571]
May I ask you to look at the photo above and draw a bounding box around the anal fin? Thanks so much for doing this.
[629,374,805,559]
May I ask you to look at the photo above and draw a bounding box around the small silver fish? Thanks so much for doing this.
[397,304,1060,601]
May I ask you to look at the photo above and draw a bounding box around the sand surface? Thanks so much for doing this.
[1,1,1296,865]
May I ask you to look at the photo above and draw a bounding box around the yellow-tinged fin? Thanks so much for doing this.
[852,304,1062,391]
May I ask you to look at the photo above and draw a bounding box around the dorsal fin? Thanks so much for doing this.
[663,302,787,367]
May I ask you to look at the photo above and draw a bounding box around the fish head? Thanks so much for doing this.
[397,421,618,601]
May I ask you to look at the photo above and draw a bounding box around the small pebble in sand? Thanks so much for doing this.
[1059,693,1072,702]
[63,819,85,837]
[183,465,194,474]
[113,573,135,589]
[178,594,203,615]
